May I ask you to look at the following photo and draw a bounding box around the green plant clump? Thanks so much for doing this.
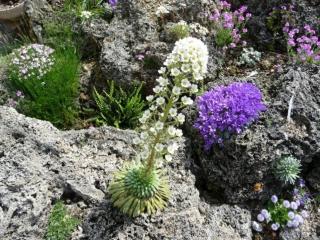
[93,81,146,129]
[274,156,301,185]
[9,46,80,129]
[268,200,290,226]
[46,201,79,240]
[169,21,190,40]
[215,28,233,47]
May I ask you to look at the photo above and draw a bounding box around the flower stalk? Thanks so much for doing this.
[109,37,209,216]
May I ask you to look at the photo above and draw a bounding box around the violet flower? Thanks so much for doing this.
[194,82,266,150]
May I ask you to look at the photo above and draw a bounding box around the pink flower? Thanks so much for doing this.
[136,54,145,61]
[242,28,248,33]
[245,13,252,19]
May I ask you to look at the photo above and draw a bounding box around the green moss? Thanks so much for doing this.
[46,201,80,240]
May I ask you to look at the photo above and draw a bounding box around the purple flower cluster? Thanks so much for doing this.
[108,0,118,9]
[253,194,309,233]
[194,82,266,150]
[293,179,311,207]
[209,1,251,48]
[283,22,320,63]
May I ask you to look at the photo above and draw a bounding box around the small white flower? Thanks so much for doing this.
[171,68,181,77]
[146,95,154,102]
[149,105,157,111]
[181,96,193,105]
[80,10,93,19]
[190,84,198,93]
[172,86,181,95]
[169,108,177,117]
[141,150,149,159]
[165,154,173,162]
[150,127,156,133]
[139,117,147,124]
[167,126,177,136]
[140,132,149,140]
[156,77,169,86]
[153,86,163,94]
[175,129,183,137]
[158,67,166,74]
[155,143,164,152]
[181,64,190,73]
[143,110,151,119]
[181,79,191,88]
[155,121,164,130]
[167,142,179,154]
[177,113,185,124]
[156,97,165,105]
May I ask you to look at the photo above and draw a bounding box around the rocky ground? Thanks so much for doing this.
[0,106,252,240]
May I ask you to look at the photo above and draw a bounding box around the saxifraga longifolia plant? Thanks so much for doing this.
[109,37,209,217]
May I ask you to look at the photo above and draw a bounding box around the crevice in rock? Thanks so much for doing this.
[60,184,84,204]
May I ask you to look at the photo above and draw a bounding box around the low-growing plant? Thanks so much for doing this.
[209,1,251,49]
[168,21,190,40]
[42,10,83,52]
[8,45,80,129]
[64,0,105,19]
[109,37,208,217]
[194,82,266,150]
[46,201,80,240]
[252,194,309,233]
[274,156,301,185]
[214,28,233,47]
[93,81,146,129]
[283,23,320,64]
[238,47,262,66]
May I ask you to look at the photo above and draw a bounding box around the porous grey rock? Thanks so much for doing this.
[185,65,320,203]
[0,106,252,240]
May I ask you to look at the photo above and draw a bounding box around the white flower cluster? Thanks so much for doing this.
[156,5,170,17]
[10,44,55,80]
[189,23,209,37]
[134,37,208,166]
[80,10,93,20]
[238,47,261,67]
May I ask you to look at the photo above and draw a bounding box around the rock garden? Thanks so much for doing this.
[0,0,320,239]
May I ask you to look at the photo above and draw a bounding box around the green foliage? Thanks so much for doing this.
[46,201,79,240]
[274,156,301,185]
[9,47,80,129]
[215,28,233,47]
[93,81,146,129]
[268,200,290,226]
[169,21,190,41]
[64,0,105,18]
[42,10,84,52]
[108,164,170,217]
